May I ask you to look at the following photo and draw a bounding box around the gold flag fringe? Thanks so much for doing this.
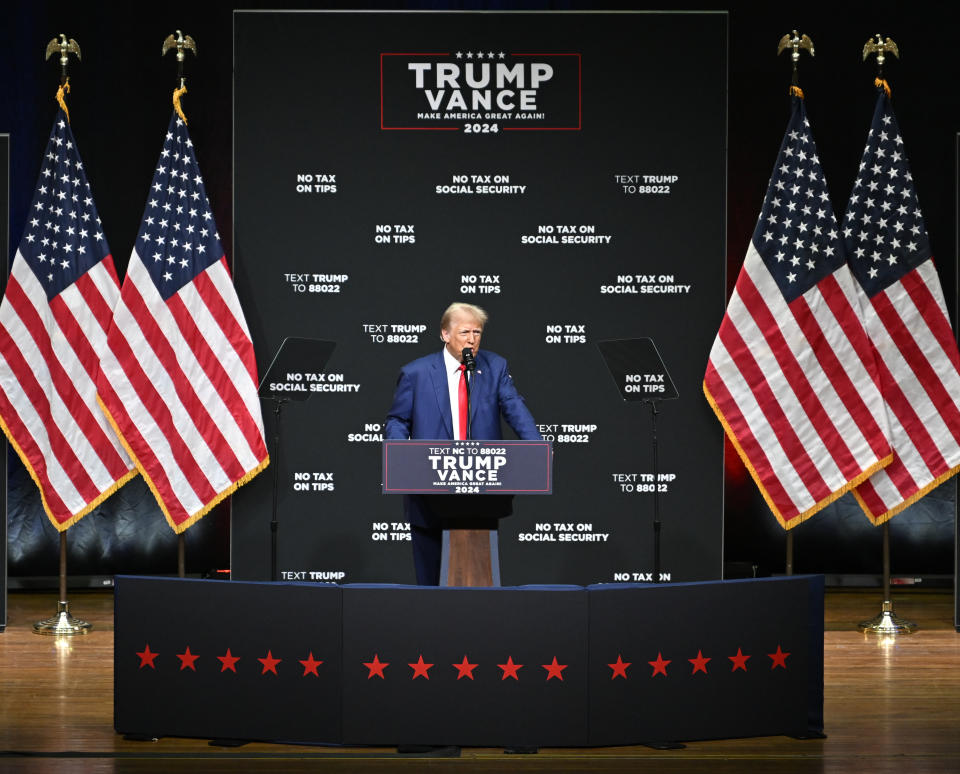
[0,412,138,532]
[875,78,891,98]
[703,380,893,530]
[56,78,71,123]
[789,85,804,99]
[97,396,270,534]
[854,462,960,526]
[173,84,188,124]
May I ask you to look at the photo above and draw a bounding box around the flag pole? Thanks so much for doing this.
[163,31,198,580]
[178,535,186,578]
[775,31,814,578]
[854,35,914,636]
[31,36,92,637]
[776,29,814,92]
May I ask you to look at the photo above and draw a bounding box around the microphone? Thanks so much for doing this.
[461,347,477,372]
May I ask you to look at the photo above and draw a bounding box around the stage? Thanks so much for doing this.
[0,587,957,772]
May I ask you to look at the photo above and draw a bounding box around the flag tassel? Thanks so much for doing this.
[173,84,188,124]
[55,78,71,123]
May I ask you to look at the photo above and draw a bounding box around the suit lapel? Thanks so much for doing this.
[429,351,454,438]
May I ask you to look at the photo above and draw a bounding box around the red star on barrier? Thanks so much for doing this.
[217,648,240,673]
[176,646,199,672]
[408,655,434,680]
[542,657,568,681]
[728,647,751,672]
[689,649,711,675]
[136,644,158,669]
[768,645,790,670]
[364,654,389,679]
[452,655,478,680]
[648,652,671,677]
[258,650,281,675]
[299,652,324,677]
[608,654,631,680]
[498,656,523,681]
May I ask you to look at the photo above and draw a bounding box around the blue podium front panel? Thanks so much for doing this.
[114,576,343,745]
[587,576,822,745]
[341,585,589,747]
[114,576,822,746]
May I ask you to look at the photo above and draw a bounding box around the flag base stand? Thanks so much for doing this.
[857,600,916,635]
[33,600,92,636]
[857,523,916,635]
[32,533,93,635]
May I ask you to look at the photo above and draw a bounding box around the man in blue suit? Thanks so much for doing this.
[386,302,542,584]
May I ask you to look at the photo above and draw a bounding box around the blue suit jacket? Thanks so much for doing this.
[385,349,541,527]
[385,349,541,442]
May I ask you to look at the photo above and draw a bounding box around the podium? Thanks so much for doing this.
[382,440,552,586]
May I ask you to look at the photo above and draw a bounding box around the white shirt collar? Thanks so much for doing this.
[442,346,462,374]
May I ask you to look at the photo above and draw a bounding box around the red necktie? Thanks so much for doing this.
[458,364,468,440]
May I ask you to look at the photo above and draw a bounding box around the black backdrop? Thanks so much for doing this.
[231,10,727,584]
[1,1,957,584]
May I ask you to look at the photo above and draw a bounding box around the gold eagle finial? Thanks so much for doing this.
[162,30,198,62]
[45,33,82,67]
[863,34,899,68]
[777,31,815,63]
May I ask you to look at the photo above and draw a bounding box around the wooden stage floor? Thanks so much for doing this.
[1,587,957,773]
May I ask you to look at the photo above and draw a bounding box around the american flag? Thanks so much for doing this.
[0,110,135,530]
[704,96,892,529]
[843,88,960,524]
[96,113,269,533]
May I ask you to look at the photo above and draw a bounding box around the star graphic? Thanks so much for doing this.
[768,645,790,670]
[498,656,523,681]
[136,644,158,669]
[176,646,199,671]
[729,647,751,672]
[541,657,568,681]
[648,652,671,677]
[452,655,478,680]
[258,650,281,675]
[217,648,240,673]
[689,650,711,675]
[364,654,389,679]
[408,655,434,680]
[608,654,631,680]
[299,652,324,677]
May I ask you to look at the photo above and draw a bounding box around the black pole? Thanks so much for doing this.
[270,399,285,582]
[881,521,891,603]
[648,400,661,582]
[59,531,68,603]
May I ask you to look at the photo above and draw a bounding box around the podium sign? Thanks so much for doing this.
[382,440,553,495]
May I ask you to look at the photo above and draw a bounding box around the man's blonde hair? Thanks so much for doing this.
[440,302,488,331]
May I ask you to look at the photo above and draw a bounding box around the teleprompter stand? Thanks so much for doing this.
[598,338,678,582]
[258,337,336,581]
